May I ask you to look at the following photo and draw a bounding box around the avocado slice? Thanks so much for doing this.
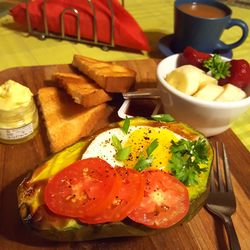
[17,118,213,241]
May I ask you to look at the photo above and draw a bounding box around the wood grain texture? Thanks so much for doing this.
[0,60,249,250]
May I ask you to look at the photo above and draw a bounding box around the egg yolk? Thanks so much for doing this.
[123,127,180,170]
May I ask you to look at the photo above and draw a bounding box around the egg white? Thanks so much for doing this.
[82,126,139,167]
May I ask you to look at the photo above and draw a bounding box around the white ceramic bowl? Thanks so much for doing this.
[156,54,250,137]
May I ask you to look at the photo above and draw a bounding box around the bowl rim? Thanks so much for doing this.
[157,54,250,109]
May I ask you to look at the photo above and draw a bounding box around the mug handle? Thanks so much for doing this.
[215,19,249,51]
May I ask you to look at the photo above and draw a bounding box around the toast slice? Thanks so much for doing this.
[53,72,112,108]
[38,87,114,153]
[72,55,136,93]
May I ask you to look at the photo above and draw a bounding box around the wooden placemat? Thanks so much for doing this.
[0,61,249,250]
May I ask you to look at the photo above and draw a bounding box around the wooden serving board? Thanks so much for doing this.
[0,60,249,250]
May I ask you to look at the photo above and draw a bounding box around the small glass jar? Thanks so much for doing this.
[0,98,39,144]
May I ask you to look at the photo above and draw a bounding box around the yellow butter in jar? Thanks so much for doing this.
[0,80,39,144]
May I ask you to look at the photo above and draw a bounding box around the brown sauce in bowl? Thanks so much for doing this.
[125,99,159,117]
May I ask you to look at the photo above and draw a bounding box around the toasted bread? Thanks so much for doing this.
[53,72,112,108]
[37,87,113,153]
[72,55,136,93]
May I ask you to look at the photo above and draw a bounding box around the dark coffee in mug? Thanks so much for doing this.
[177,3,226,18]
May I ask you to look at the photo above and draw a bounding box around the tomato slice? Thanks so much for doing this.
[79,167,144,224]
[44,158,121,218]
[128,170,190,228]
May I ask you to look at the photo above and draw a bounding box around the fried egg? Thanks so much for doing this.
[82,125,182,170]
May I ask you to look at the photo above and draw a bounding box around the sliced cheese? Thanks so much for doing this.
[194,84,224,101]
[215,84,246,102]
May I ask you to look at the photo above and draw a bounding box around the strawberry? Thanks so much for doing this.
[183,46,211,69]
[183,47,250,89]
[218,59,250,89]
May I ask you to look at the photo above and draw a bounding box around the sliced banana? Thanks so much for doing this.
[165,65,247,102]
[194,84,224,101]
[216,84,246,102]
[199,73,218,88]
[166,65,217,95]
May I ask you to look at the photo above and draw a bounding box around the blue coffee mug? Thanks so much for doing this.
[171,0,249,53]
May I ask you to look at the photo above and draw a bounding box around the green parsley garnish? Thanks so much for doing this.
[115,147,131,161]
[111,135,131,161]
[146,138,159,156]
[203,54,231,80]
[168,138,208,186]
[134,139,158,171]
[112,117,131,161]
[112,135,122,151]
[121,117,130,134]
[151,114,175,122]
[134,155,154,172]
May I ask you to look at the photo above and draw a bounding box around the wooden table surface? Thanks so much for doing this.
[0,59,249,250]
